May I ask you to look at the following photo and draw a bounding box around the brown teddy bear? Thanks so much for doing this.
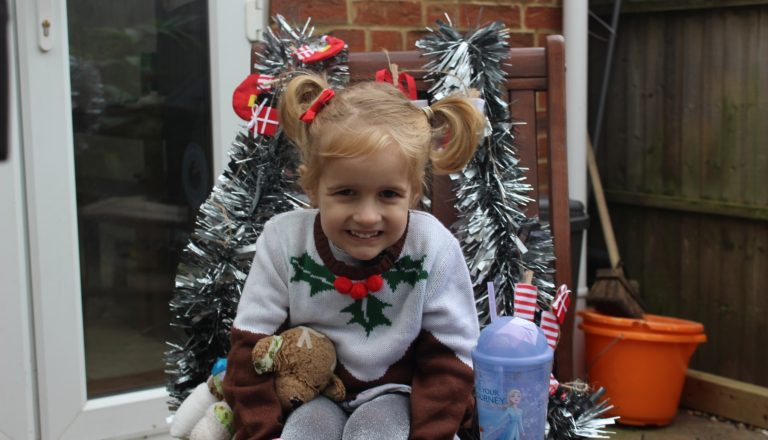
[252,326,346,411]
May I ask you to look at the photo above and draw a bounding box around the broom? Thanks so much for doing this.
[586,137,646,318]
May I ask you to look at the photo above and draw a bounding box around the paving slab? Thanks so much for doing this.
[609,410,768,439]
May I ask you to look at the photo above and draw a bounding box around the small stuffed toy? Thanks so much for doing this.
[170,358,234,440]
[252,326,346,411]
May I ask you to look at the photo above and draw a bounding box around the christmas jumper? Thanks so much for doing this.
[223,208,481,440]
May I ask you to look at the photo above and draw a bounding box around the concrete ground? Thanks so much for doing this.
[609,410,768,440]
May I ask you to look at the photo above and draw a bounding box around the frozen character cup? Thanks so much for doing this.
[472,317,553,440]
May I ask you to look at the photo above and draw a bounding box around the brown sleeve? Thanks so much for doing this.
[409,331,476,440]
[223,327,283,440]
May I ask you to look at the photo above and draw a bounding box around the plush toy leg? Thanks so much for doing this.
[190,401,234,440]
[170,382,219,439]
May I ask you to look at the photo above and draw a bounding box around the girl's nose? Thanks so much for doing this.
[353,201,381,225]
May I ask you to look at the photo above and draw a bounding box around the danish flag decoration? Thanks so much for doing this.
[513,282,539,322]
[247,100,280,137]
[551,284,572,325]
[549,374,560,395]
[541,285,571,396]
[293,35,346,64]
[232,74,276,121]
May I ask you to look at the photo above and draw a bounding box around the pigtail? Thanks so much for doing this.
[427,95,485,174]
[278,73,330,152]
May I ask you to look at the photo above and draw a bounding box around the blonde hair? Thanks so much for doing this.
[279,72,485,201]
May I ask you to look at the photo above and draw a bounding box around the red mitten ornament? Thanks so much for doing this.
[293,35,346,64]
[232,74,275,121]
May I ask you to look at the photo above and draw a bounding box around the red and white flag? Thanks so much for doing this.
[540,309,560,350]
[549,373,559,395]
[551,284,572,325]
[513,283,538,322]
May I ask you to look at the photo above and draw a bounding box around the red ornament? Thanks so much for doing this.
[334,274,384,300]
[349,283,368,300]
[334,276,353,294]
[375,69,418,100]
[232,74,275,121]
[551,284,572,325]
[247,102,280,137]
[366,275,384,292]
[293,35,346,64]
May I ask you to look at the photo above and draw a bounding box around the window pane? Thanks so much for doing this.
[67,0,212,398]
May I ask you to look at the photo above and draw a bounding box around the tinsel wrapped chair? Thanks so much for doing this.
[253,34,572,374]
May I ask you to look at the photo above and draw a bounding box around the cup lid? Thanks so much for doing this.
[472,316,554,367]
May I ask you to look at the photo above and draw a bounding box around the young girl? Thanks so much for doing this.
[223,72,485,440]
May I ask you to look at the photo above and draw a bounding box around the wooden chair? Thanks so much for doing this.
[252,35,574,378]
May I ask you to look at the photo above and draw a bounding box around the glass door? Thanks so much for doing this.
[69,0,213,398]
[10,0,262,437]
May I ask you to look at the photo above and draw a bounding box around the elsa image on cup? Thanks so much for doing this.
[483,389,524,440]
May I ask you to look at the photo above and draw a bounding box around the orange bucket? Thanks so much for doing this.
[579,309,706,426]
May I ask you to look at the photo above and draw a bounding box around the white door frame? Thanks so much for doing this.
[4,0,264,437]
[1,2,37,439]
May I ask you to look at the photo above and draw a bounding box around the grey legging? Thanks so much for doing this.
[281,394,410,440]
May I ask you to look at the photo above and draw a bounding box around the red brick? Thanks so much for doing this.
[460,4,521,29]
[425,4,460,26]
[508,32,535,48]
[371,30,403,51]
[270,0,348,26]
[525,6,562,30]
[328,29,367,52]
[406,30,431,48]
[354,2,422,26]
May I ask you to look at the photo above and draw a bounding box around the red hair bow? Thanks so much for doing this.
[375,69,417,100]
[299,88,335,124]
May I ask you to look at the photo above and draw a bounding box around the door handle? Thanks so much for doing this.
[245,0,264,42]
[36,0,53,51]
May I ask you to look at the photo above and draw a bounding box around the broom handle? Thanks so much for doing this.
[587,137,621,269]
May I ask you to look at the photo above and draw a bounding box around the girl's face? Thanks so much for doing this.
[509,390,522,405]
[308,145,414,261]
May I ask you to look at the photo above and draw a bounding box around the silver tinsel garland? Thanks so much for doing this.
[418,19,617,439]
[164,15,348,408]
[547,382,619,439]
[416,18,556,326]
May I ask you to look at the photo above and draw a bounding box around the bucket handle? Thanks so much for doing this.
[585,332,625,381]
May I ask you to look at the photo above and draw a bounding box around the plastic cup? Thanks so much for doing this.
[472,316,553,440]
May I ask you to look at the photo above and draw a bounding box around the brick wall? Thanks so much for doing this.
[270,0,563,52]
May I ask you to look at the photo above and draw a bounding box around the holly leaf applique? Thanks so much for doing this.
[289,252,429,336]
[289,252,335,296]
[382,256,428,291]
[341,296,392,336]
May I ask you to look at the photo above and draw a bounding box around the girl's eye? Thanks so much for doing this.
[380,190,400,199]
[334,189,354,196]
